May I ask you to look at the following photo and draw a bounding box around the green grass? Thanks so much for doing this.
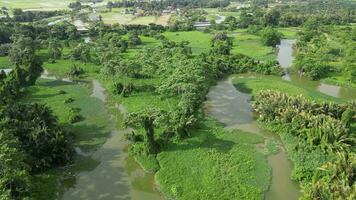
[277,27,300,39]
[163,31,212,54]
[36,48,101,77]
[44,59,100,77]
[229,29,276,61]
[155,119,270,200]
[129,16,157,25]
[100,8,134,24]
[0,56,11,68]
[30,171,60,200]
[122,92,178,113]
[0,0,74,10]
[231,74,343,102]
[23,78,113,151]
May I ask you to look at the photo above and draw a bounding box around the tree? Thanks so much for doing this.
[211,32,232,55]
[260,27,282,47]
[263,9,280,26]
[68,1,81,11]
[107,1,114,11]
[0,103,73,171]
[70,43,91,62]
[48,39,62,60]
[9,35,43,86]
[128,33,142,46]
[125,109,162,154]
[0,130,30,199]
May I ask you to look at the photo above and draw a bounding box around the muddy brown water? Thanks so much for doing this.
[205,78,301,200]
[60,80,163,200]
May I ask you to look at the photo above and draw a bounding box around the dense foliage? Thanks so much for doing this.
[253,90,355,199]
[0,30,73,199]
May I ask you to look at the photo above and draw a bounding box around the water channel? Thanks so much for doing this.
[60,80,163,200]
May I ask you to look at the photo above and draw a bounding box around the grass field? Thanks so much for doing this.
[99,8,170,25]
[1,0,111,10]
[163,31,212,54]
[230,29,276,61]
[99,8,135,24]
[156,119,270,200]
[0,0,74,10]
[277,27,301,39]
[231,74,343,102]
[0,56,11,68]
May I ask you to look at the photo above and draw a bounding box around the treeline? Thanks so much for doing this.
[236,0,356,28]
[0,33,73,199]
[253,90,355,199]
[107,0,231,10]
[12,9,65,22]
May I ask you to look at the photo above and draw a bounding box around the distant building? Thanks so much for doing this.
[193,21,211,30]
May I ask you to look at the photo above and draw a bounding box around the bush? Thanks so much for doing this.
[67,65,84,78]
[68,107,83,123]
[260,27,282,47]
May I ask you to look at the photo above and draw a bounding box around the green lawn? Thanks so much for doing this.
[0,56,11,68]
[229,29,276,61]
[0,0,74,10]
[155,119,271,200]
[163,31,212,54]
[99,8,135,24]
[231,74,343,102]
[277,27,301,39]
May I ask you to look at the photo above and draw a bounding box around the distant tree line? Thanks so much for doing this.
[107,0,231,10]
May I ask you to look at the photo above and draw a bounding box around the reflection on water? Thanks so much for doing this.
[61,80,163,200]
[91,80,106,102]
[206,79,253,126]
[277,39,295,81]
[266,151,301,200]
[206,79,301,200]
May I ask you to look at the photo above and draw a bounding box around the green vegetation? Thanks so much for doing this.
[163,31,211,54]
[253,90,355,199]
[156,119,270,200]
[230,29,276,61]
[1,1,355,200]
[231,75,342,102]
[0,0,75,10]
